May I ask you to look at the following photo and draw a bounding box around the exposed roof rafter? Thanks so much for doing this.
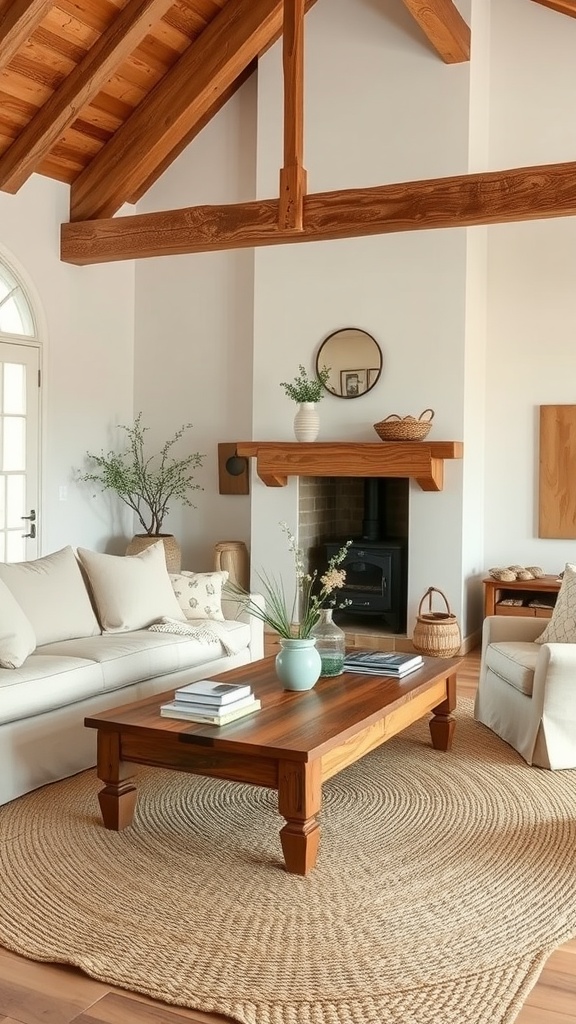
[528,0,573,14]
[126,64,257,206]
[400,0,470,63]
[61,159,576,265]
[0,0,53,74]
[69,0,300,222]
[0,0,175,194]
[530,0,576,16]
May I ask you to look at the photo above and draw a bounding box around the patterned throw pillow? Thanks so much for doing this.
[169,570,229,621]
[535,563,576,644]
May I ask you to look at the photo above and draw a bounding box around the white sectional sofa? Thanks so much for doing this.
[0,542,263,805]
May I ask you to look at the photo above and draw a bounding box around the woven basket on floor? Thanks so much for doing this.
[412,586,461,657]
[373,408,434,442]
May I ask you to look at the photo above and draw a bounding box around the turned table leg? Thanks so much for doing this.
[429,671,457,751]
[96,730,137,830]
[278,758,321,875]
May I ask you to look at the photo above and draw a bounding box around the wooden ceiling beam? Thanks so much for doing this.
[530,0,576,16]
[126,64,257,205]
[61,159,576,265]
[400,0,470,63]
[127,0,317,205]
[69,0,291,223]
[0,0,53,73]
[0,0,175,194]
[279,0,307,231]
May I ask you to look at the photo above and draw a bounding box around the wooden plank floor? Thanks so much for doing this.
[1,648,575,1024]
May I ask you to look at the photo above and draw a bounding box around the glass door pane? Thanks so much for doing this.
[0,343,39,561]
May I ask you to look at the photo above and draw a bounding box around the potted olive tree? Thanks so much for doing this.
[78,413,205,570]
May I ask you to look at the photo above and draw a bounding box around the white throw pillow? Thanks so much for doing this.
[78,541,186,633]
[0,577,36,668]
[0,546,101,646]
[169,570,229,621]
[535,563,576,644]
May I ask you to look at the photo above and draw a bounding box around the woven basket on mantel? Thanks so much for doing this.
[373,408,434,442]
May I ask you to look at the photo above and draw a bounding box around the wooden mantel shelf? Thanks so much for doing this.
[235,441,463,491]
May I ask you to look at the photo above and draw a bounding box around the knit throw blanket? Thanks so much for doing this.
[148,617,244,657]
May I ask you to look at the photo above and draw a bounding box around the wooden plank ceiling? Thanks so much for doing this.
[0,0,572,264]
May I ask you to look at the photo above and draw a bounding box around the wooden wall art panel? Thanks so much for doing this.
[538,404,576,538]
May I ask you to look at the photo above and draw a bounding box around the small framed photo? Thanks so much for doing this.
[340,369,367,397]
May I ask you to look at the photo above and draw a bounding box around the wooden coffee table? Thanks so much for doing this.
[85,654,461,875]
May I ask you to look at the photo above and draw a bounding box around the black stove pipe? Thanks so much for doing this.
[361,478,380,541]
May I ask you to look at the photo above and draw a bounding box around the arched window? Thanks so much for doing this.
[0,256,40,560]
[0,261,36,338]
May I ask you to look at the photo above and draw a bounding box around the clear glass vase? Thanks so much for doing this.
[311,608,346,677]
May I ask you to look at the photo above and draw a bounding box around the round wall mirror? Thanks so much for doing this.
[315,328,383,399]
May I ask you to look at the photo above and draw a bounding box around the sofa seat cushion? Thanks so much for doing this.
[40,619,251,692]
[0,656,104,725]
[0,546,101,646]
[485,641,540,696]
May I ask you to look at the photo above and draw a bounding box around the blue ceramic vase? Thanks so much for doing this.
[275,638,322,691]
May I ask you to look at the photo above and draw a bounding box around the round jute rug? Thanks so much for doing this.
[1,699,575,1024]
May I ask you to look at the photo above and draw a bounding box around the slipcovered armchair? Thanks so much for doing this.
[474,615,576,770]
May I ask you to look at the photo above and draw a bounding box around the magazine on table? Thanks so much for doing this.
[343,650,424,675]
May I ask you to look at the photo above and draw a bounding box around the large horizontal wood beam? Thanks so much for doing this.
[531,0,576,16]
[0,0,175,194]
[400,0,470,63]
[61,160,576,266]
[69,0,291,222]
[0,0,53,74]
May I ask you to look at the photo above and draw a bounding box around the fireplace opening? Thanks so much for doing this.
[301,476,409,635]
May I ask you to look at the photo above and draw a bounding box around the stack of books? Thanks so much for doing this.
[343,650,424,678]
[160,680,261,725]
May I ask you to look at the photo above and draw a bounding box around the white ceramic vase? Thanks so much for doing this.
[293,402,320,442]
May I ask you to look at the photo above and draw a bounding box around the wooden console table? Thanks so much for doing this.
[483,574,561,619]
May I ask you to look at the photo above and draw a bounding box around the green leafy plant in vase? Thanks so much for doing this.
[280,364,331,442]
[78,412,205,570]
[225,522,351,690]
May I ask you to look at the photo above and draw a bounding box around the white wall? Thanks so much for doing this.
[250,0,473,631]
[0,175,135,554]
[133,79,257,571]
[485,0,576,574]
[460,0,491,633]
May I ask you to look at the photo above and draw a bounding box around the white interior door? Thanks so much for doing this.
[0,342,40,561]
